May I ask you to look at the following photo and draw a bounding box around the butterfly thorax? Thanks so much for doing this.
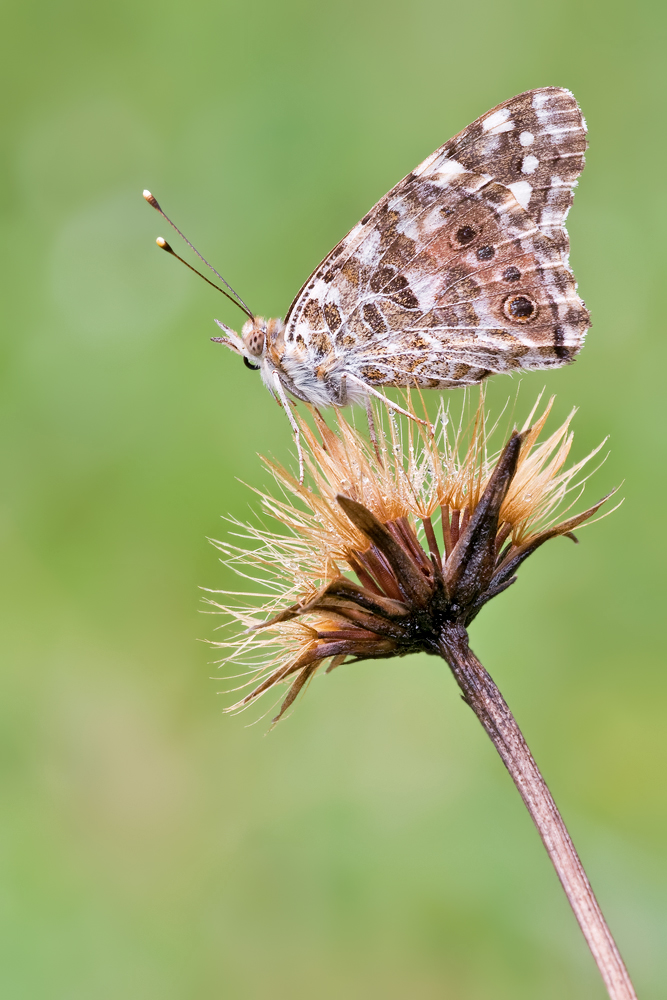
[238,315,357,408]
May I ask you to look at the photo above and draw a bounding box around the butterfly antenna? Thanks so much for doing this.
[154,238,253,318]
[143,190,254,320]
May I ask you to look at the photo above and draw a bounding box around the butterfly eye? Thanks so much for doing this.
[243,326,266,357]
[244,357,261,371]
[504,295,537,322]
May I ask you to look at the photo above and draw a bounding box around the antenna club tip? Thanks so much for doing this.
[156,236,174,255]
[143,190,160,209]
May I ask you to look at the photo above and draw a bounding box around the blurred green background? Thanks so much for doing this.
[1,0,666,996]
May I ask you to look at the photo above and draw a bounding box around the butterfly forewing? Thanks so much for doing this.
[282,87,589,395]
[419,87,587,256]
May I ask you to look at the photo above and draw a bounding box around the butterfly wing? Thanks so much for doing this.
[423,86,587,257]
[281,87,589,395]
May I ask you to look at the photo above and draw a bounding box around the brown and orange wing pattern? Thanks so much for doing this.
[283,87,589,392]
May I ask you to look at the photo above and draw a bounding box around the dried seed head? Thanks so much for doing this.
[208,392,616,723]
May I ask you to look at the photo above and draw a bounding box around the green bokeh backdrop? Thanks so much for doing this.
[2,0,666,996]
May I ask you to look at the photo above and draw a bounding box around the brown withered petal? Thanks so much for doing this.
[208,391,616,722]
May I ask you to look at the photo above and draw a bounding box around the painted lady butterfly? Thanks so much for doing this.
[147,87,589,461]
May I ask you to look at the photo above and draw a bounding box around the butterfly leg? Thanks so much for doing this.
[272,370,305,483]
[365,396,382,462]
[346,373,427,426]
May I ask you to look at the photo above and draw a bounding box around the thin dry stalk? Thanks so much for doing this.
[209,392,635,998]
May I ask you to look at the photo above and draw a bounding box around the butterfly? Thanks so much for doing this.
[146,87,589,472]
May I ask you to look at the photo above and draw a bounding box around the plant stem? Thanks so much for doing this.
[438,622,637,1000]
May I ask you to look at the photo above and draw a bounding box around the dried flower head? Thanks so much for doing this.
[208,393,614,722]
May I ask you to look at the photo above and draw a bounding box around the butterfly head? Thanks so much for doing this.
[242,316,285,369]
[212,315,285,372]
[241,317,267,363]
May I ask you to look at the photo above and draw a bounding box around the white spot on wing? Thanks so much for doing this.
[521,154,539,175]
[357,229,382,266]
[532,91,551,109]
[429,157,467,185]
[310,277,330,301]
[488,120,515,134]
[482,108,511,131]
[519,130,534,146]
[507,180,533,210]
